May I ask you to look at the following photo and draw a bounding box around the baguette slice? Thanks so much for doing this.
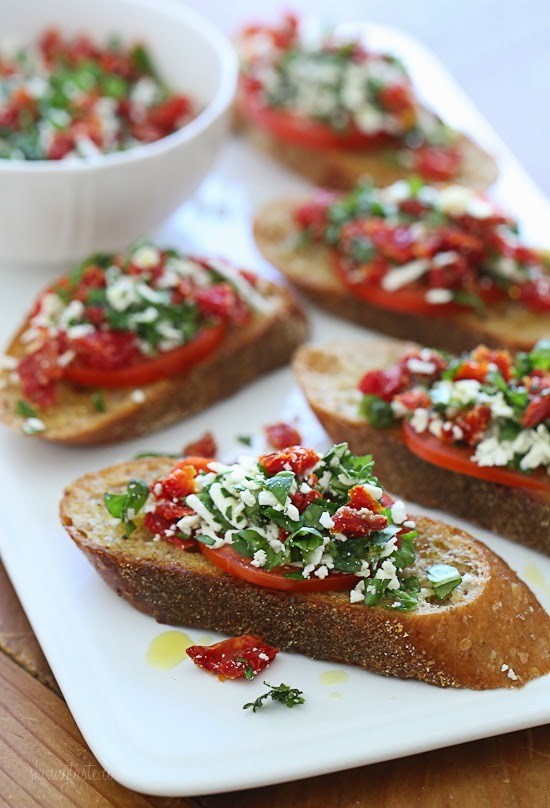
[237,112,498,191]
[254,199,549,353]
[294,337,550,554]
[0,281,307,445]
[60,456,550,690]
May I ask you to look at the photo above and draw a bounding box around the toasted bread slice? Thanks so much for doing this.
[60,456,550,689]
[0,282,308,445]
[237,113,498,191]
[294,338,550,554]
[254,199,549,353]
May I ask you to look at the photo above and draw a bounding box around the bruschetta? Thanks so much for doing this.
[0,242,308,444]
[254,180,550,353]
[60,445,550,689]
[234,13,497,189]
[294,337,550,554]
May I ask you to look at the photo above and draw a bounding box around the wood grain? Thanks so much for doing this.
[0,650,196,808]
[203,725,550,808]
[0,563,59,695]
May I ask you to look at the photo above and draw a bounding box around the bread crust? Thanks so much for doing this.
[238,115,498,191]
[59,456,550,690]
[293,338,550,554]
[0,282,308,445]
[254,199,550,353]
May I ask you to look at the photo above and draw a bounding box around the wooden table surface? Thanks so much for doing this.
[1,562,549,807]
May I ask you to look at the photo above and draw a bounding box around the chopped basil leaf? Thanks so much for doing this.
[452,290,486,314]
[243,682,305,712]
[391,531,417,569]
[264,471,294,505]
[427,563,462,599]
[236,657,256,680]
[359,394,395,428]
[133,451,181,459]
[237,435,253,447]
[16,399,37,418]
[91,392,106,413]
[530,339,550,372]
[193,535,219,548]
[103,478,149,535]
[362,578,388,607]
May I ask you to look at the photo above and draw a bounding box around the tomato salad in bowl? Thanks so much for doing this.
[358,341,550,494]
[235,12,497,189]
[104,442,467,609]
[0,28,195,161]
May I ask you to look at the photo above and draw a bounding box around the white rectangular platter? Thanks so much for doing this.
[0,24,549,798]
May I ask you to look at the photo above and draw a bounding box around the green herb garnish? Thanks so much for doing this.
[236,657,256,680]
[16,399,37,418]
[104,478,149,536]
[359,394,395,428]
[91,392,106,413]
[243,682,305,712]
[237,435,253,447]
[426,563,462,599]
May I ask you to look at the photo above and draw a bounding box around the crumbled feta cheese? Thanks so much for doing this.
[410,407,429,433]
[381,259,430,291]
[390,501,408,525]
[407,358,436,375]
[319,511,335,529]
[350,580,365,603]
[22,417,46,434]
[250,549,267,568]
[375,559,400,590]
[425,288,454,305]
[130,389,146,404]
[132,245,161,269]
[315,565,329,579]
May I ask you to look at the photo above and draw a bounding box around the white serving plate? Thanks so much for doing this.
[1,24,549,798]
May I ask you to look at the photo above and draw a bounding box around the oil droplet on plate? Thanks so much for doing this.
[329,691,341,700]
[146,631,193,670]
[524,563,550,595]
[320,669,349,686]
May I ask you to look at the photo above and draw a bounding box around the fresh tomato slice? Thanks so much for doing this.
[186,634,278,681]
[239,88,394,151]
[402,420,550,493]
[333,253,503,315]
[64,321,226,388]
[200,544,360,593]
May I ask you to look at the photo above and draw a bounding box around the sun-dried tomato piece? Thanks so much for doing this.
[265,422,302,449]
[358,366,408,402]
[293,193,336,237]
[195,283,250,326]
[182,431,217,458]
[332,505,388,536]
[393,389,431,411]
[470,345,513,381]
[152,464,197,501]
[522,394,550,428]
[454,360,489,383]
[72,265,106,302]
[456,404,492,446]
[413,145,461,182]
[71,330,140,370]
[260,446,320,476]
[17,338,64,407]
[186,634,278,681]
[291,489,321,513]
[347,484,383,512]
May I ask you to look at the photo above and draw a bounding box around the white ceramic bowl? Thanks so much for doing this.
[0,0,237,264]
